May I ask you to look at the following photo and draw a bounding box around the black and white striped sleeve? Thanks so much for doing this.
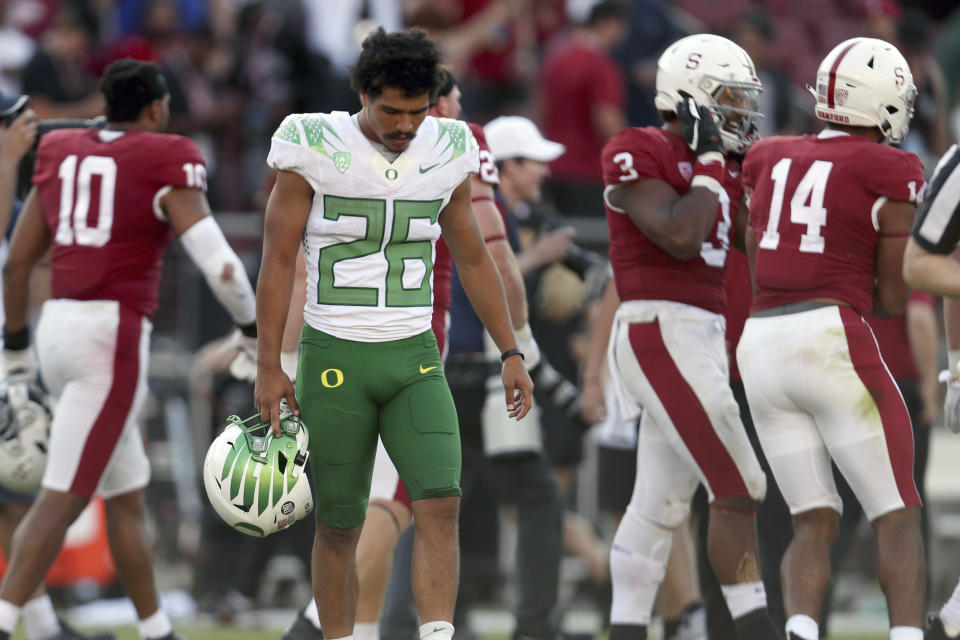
[913,144,960,255]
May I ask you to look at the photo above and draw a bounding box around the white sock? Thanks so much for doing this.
[22,595,59,640]
[138,609,172,639]
[303,598,322,630]
[328,636,354,640]
[942,578,960,635]
[720,581,767,618]
[785,614,818,640]
[419,620,454,640]
[355,622,379,640]
[0,600,20,634]
[889,626,923,640]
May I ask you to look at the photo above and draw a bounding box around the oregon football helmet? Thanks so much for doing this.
[203,406,312,537]
[0,382,51,493]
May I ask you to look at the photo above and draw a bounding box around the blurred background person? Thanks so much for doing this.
[539,0,628,217]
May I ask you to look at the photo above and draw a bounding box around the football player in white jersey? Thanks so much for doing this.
[254,28,533,640]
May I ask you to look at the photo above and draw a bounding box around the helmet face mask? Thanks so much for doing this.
[811,37,916,143]
[203,406,312,537]
[655,33,764,154]
[0,382,51,494]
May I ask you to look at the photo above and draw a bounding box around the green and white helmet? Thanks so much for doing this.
[203,405,312,537]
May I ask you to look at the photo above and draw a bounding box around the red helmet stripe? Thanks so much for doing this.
[827,41,859,109]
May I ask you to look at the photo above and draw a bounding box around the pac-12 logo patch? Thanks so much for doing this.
[333,151,351,174]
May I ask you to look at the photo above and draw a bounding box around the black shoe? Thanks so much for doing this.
[927,613,959,640]
[283,607,324,640]
[54,618,116,640]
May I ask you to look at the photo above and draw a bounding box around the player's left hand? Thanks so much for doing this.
[219,327,257,382]
[501,355,533,420]
[255,366,298,437]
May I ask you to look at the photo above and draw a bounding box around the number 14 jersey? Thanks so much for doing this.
[267,112,479,342]
[33,128,206,318]
[742,130,924,316]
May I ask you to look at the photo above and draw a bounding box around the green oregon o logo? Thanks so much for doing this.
[321,368,344,388]
[385,168,398,180]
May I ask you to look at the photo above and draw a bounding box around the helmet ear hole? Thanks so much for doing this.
[885,105,899,114]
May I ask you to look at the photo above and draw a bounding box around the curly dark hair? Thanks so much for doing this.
[349,27,444,101]
[100,58,168,122]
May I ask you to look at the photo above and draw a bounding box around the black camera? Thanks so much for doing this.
[1,96,107,201]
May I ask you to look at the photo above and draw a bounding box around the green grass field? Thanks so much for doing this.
[9,629,892,640]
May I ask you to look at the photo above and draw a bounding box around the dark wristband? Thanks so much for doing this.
[3,326,30,351]
[239,321,258,338]
[500,348,525,362]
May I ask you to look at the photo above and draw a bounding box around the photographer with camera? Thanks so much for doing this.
[483,115,613,622]
[0,94,113,640]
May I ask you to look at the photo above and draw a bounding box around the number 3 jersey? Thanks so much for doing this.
[742,130,924,316]
[32,128,206,318]
[267,111,479,342]
[601,127,743,314]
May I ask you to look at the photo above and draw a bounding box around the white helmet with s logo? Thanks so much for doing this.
[655,34,764,154]
[810,37,916,143]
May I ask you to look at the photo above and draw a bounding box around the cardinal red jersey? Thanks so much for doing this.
[743,131,924,316]
[432,123,500,335]
[602,126,740,314]
[32,128,205,319]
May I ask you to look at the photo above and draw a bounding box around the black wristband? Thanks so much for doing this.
[500,348,524,362]
[239,321,257,338]
[2,326,29,351]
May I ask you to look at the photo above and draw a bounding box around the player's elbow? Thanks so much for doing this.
[660,229,703,260]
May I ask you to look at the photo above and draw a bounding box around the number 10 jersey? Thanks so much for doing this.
[267,111,479,342]
[32,128,206,318]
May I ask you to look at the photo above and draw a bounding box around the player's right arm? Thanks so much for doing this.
[605,176,721,260]
[603,104,726,260]
[254,170,313,434]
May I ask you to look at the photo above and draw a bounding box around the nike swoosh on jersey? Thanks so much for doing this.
[419,365,438,374]
[419,163,440,174]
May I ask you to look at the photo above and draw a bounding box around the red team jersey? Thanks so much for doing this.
[743,132,924,316]
[431,122,499,350]
[601,127,742,314]
[32,128,206,318]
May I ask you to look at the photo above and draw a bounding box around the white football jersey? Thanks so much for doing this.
[268,111,479,342]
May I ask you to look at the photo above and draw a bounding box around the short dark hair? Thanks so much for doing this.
[586,0,628,27]
[349,27,444,101]
[100,59,168,122]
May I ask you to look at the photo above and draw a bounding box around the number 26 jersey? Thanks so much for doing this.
[742,131,924,316]
[267,112,479,342]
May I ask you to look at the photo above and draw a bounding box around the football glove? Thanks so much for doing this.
[676,97,723,157]
[2,348,37,386]
[942,371,960,434]
[220,328,257,382]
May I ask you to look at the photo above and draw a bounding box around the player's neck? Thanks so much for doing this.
[825,124,883,143]
[105,119,155,133]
